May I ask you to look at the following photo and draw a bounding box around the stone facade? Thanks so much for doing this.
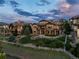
[31,20,62,36]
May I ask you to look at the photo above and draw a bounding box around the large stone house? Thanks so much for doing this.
[30,20,62,36]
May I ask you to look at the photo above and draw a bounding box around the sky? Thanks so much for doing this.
[0,0,79,23]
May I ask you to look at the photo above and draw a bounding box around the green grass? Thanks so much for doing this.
[0,35,9,41]
[3,43,73,59]
[0,35,5,40]
[6,54,20,59]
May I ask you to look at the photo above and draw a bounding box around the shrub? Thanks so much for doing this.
[65,41,72,51]
[33,40,44,47]
[8,35,16,42]
[71,43,79,58]
[32,38,64,48]
[32,38,45,47]
[47,39,64,48]
[75,44,79,57]
[56,36,65,42]
[19,35,31,44]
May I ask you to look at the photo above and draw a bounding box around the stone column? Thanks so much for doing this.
[40,30,41,35]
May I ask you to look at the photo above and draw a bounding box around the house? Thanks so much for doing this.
[0,23,10,36]
[70,16,79,42]
[9,20,24,35]
[30,20,62,36]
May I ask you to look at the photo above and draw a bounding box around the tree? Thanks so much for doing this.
[8,35,16,42]
[0,41,6,59]
[71,43,79,58]
[22,24,32,35]
[63,20,72,51]
[74,44,79,58]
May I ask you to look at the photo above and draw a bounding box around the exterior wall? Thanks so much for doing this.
[45,24,59,36]
[73,19,77,24]
[77,29,79,38]
[16,25,23,34]
[72,19,79,38]
[70,17,79,42]
[30,24,40,35]
[73,26,77,31]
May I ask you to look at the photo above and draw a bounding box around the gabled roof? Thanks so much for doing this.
[39,20,50,22]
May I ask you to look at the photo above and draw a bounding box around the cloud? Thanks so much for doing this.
[0,0,5,6]
[58,0,71,12]
[36,3,45,6]
[53,0,79,18]
[0,14,17,23]
[13,0,79,21]
[36,0,51,6]
[66,0,79,5]
[14,8,33,16]
[2,0,79,23]
[0,13,39,23]
[49,9,64,15]
[24,16,38,23]
[10,0,19,7]
[14,8,54,20]
[14,8,62,20]
[46,17,54,20]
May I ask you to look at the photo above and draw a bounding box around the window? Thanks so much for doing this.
[48,26,51,29]
[78,26,79,29]
[48,31,49,34]
[34,31,36,33]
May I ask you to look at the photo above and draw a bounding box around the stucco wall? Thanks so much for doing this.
[77,29,79,38]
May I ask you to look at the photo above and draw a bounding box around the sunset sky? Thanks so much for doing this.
[0,0,79,23]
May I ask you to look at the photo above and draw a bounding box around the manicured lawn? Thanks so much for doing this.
[3,43,73,59]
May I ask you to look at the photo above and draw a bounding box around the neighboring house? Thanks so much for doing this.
[0,20,24,36]
[9,20,24,35]
[70,16,79,42]
[0,22,10,36]
[30,20,62,36]
[0,25,10,36]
